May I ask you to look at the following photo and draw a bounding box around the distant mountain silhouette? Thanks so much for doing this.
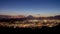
[0,15,60,22]
[46,15,60,19]
[0,15,25,19]
[26,15,35,19]
[54,15,60,19]
[27,15,34,18]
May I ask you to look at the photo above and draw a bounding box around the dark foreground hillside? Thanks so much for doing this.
[0,24,60,33]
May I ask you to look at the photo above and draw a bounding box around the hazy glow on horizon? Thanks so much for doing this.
[0,0,60,16]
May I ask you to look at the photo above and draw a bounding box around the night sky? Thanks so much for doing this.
[0,0,60,16]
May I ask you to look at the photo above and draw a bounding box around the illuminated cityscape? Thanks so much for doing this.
[0,15,60,28]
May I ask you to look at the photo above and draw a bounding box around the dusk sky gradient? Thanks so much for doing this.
[0,0,60,16]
